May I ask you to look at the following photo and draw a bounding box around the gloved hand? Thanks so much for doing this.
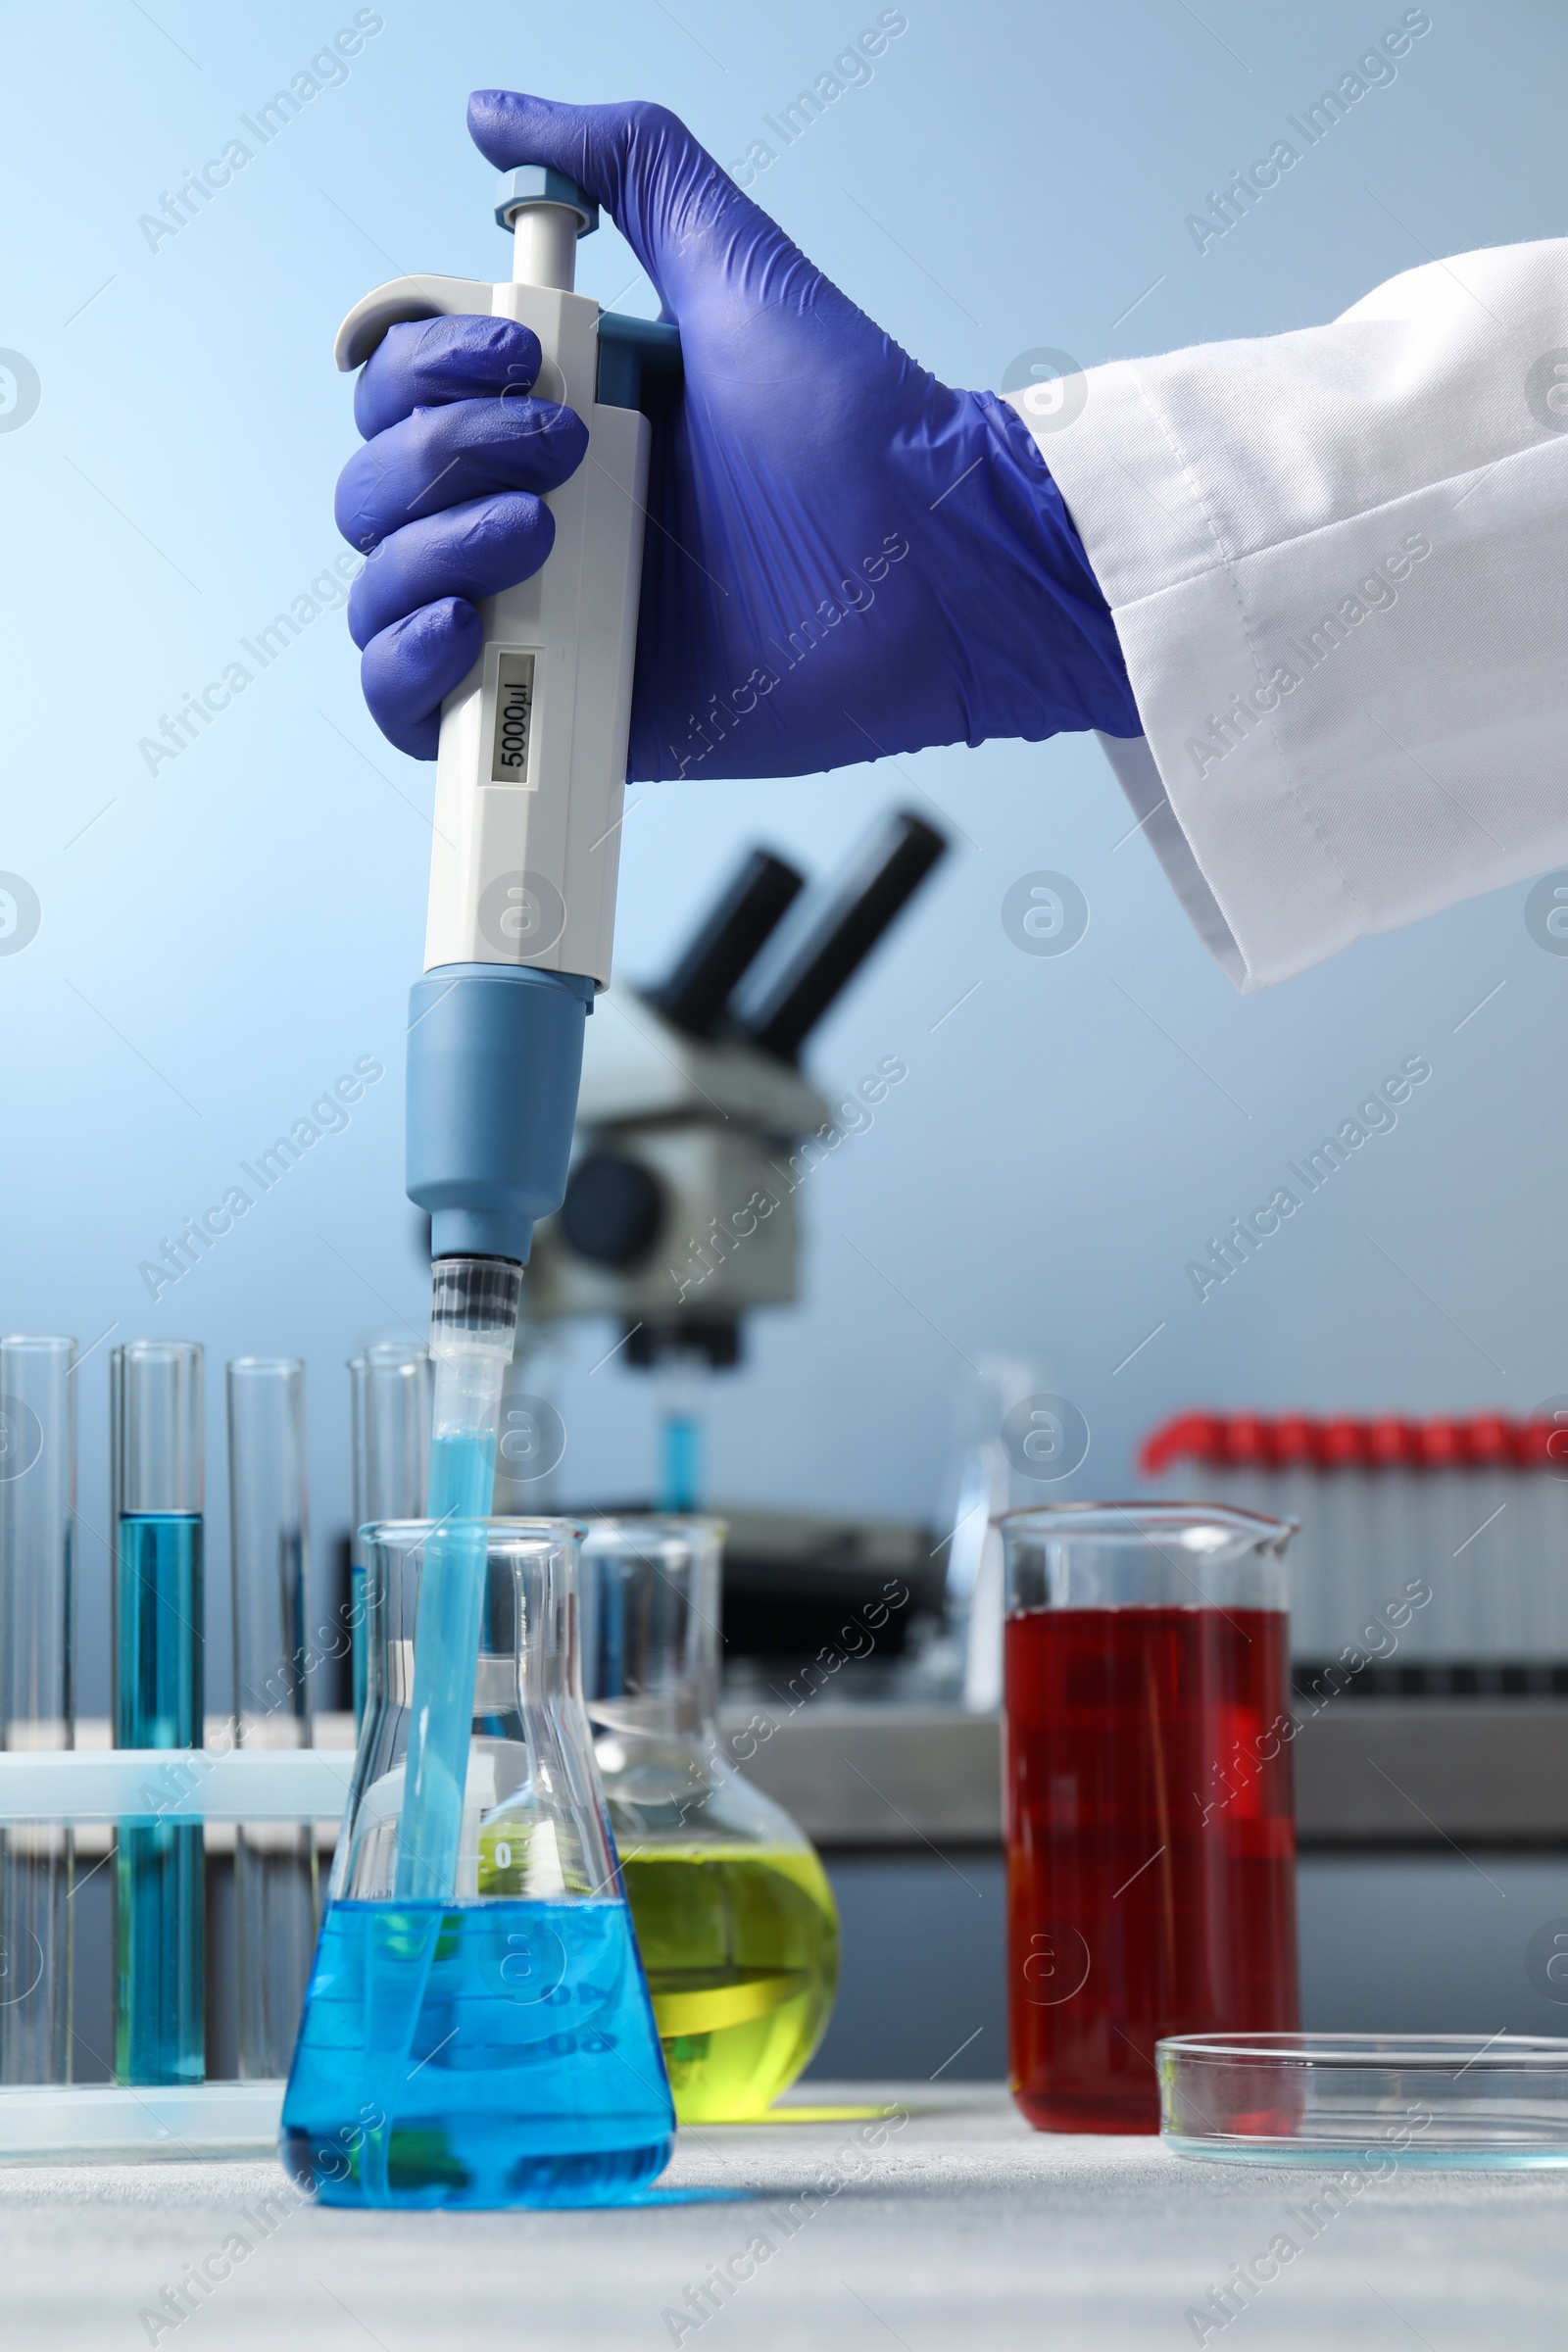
[337,91,1141,772]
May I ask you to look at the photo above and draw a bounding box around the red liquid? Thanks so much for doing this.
[1004,1606,1298,2133]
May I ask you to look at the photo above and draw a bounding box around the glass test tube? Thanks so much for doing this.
[0,1337,76,2083]
[1518,1421,1568,1669]
[1313,1419,1370,1669]
[228,1356,317,2079]
[493,1334,567,1517]
[1466,1415,1513,1665]
[1418,1420,1470,1672]
[655,1352,710,1515]
[347,1343,430,1727]
[112,1340,204,2086]
[1271,1416,1318,1664]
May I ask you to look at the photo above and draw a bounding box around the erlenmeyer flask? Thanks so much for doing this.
[280,1518,673,2208]
[580,1517,839,2122]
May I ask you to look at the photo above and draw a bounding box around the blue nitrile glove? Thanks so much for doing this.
[338,91,1141,772]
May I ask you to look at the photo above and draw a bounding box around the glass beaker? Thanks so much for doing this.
[1002,1502,1299,2134]
[579,1517,839,2122]
[280,1517,673,2209]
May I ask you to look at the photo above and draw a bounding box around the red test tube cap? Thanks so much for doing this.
[1419,1418,1471,1470]
[1467,1412,1513,1469]
[1366,1415,1417,1471]
[1316,1416,1369,1471]
[1137,1412,1224,1480]
[1273,1414,1317,1469]
[1222,1414,1276,1471]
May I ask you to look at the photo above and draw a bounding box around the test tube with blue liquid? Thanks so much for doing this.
[112,1340,204,2084]
[347,1341,430,1728]
[0,1336,76,2083]
[655,1350,710,1515]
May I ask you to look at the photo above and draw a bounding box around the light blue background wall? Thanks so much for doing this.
[2,0,1563,1711]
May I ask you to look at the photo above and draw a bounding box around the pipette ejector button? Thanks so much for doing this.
[494,166,599,237]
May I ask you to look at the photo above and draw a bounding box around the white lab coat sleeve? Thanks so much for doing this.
[1009,237,1568,990]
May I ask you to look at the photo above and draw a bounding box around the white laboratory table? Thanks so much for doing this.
[4,2084,1564,2350]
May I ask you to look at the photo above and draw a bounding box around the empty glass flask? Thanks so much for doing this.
[280,1518,673,2208]
[580,1517,839,2121]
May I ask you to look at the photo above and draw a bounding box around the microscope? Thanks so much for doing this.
[520,807,945,1355]
[510,808,951,1675]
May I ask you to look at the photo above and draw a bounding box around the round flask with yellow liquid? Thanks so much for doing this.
[580,1517,839,2122]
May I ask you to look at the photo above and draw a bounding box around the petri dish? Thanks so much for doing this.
[1158,2033,1568,2168]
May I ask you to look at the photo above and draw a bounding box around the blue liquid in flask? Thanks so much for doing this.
[281,1897,674,2208]
[115,1512,204,2085]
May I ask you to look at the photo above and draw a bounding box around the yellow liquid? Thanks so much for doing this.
[618,1843,840,2122]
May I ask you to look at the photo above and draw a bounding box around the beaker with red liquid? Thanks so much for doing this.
[1002,1503,1299,2133]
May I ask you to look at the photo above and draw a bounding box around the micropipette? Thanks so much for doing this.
[334,170,680,1903]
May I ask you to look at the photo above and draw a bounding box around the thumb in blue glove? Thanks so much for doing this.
[341,91,1141,777]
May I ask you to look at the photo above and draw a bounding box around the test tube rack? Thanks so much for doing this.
[0,1747,352,2160]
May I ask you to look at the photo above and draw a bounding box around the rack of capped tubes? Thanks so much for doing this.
[1140,1412,1568,1691]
